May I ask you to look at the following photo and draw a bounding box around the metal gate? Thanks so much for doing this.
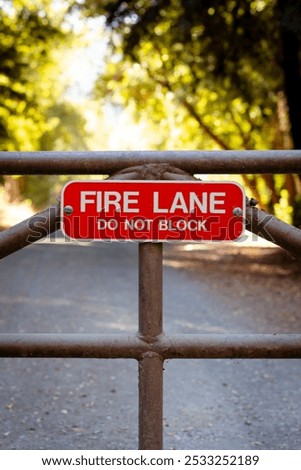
[1,150,301,449]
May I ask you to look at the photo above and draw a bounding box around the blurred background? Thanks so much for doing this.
[1,0,301,229]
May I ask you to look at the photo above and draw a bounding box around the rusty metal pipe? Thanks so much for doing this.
[138,243,163,341]
[246,205,301,259]
[139,353,164,450]
[1,150,301,174]
[1,333,301,359]
[0,203,60,260]
[157,334,301,359]
[138,242,163,449]
[0,334,145,359]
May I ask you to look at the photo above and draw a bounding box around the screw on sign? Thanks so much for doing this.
[61,180,245,242]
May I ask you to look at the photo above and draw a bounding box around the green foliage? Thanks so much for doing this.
[41,103,89,151]
[0,1,91,210]
[82,0,284,150]
[77,0,301,223]
[0,1,68,151]
[22,175,58,208]
[0,0,94,155]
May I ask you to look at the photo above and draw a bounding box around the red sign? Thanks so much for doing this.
[61,180,245,242]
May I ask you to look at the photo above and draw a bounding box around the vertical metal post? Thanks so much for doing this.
[138,242,163,450]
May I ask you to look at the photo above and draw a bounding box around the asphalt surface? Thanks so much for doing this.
[0,238,301,450]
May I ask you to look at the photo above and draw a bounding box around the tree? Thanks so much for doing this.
[76,0,301,224]
[277,0,301,150]
[0,1,67,151]
[0,1,91,208]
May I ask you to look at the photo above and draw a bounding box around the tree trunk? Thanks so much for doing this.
[277,0,301,149]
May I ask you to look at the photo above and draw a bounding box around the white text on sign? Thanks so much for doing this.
[80,191,226,214]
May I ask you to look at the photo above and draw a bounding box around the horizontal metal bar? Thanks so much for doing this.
[1,150,301,174]
[246,204,301,259]
[0,334,145,359]
[1,334,301,359]
[159,334,301,359]
[0,203,60,260]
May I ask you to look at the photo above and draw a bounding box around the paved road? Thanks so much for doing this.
[0,239,301,449]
